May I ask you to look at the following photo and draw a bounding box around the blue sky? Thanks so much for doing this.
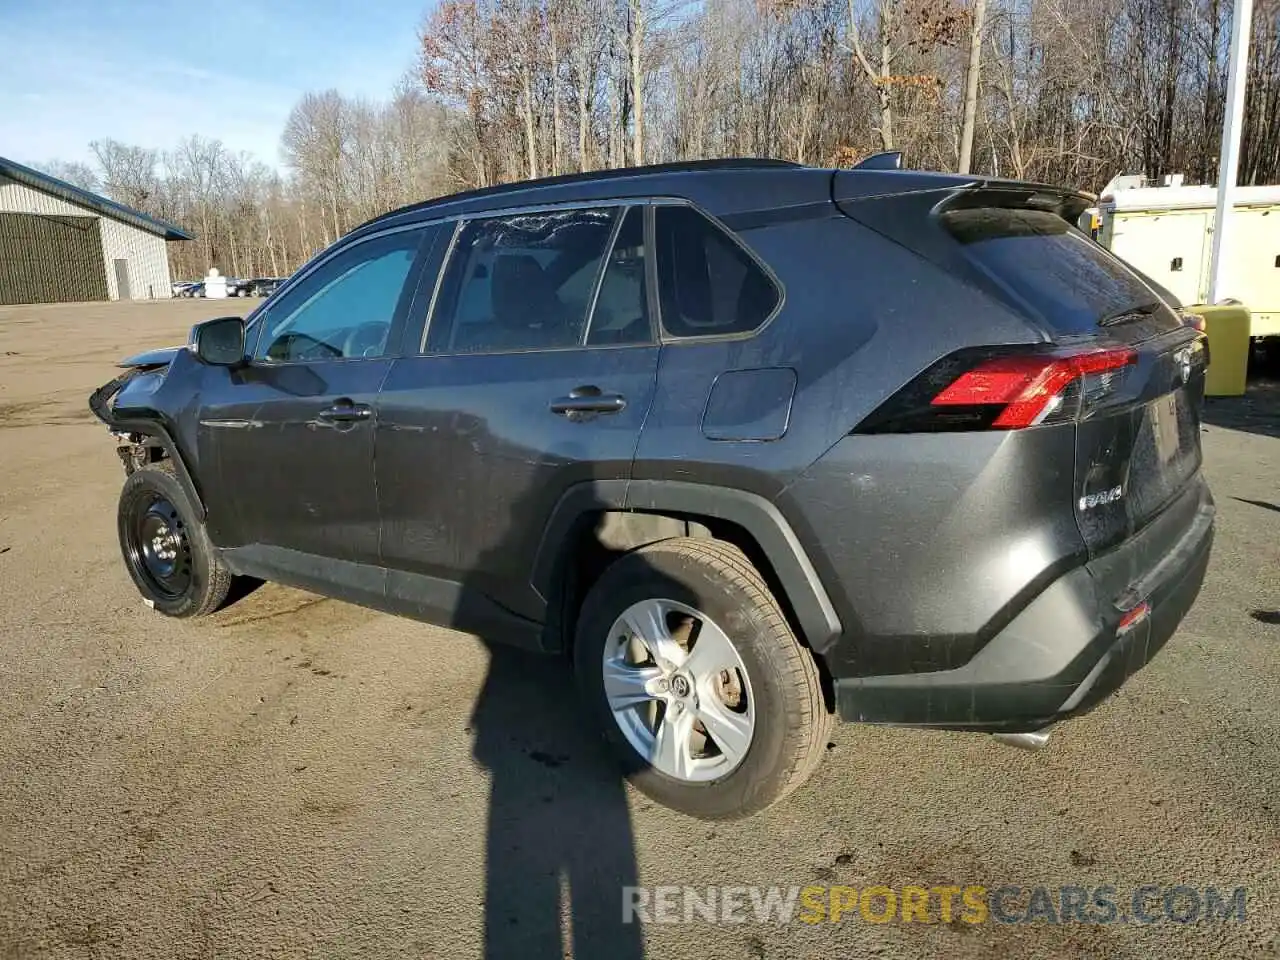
[1,0,432,169]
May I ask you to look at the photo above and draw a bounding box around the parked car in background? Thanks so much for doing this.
[90,157,1214,820]
[179,281,204,298]
[247,277,285,298]
[224,277,252,297]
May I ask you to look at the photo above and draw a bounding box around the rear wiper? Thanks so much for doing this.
[1098,301,1163,326]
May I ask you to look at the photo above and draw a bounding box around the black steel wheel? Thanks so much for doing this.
[117,462,232,618]
[124,493,192,599]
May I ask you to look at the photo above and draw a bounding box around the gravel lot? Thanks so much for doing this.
[1,300,1277,960]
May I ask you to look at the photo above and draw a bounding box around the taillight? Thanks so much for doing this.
[934,348,1136,428]
[856,346,1137,434]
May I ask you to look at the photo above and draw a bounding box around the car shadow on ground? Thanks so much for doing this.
[1201,357,1280,439]
[1233,497,1280,514]
[460,466,651,960]
[468,641,645,959]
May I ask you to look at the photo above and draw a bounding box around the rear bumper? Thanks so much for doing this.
[833,482,1215,731]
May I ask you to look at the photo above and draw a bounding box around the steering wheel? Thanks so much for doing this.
[266,331,342,362]
[343,321,390,358]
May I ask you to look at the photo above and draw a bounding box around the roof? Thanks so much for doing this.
[357,158,1096,238]
[0,156,193,240]
[1100,183,1280,213]
[357,158,801,231]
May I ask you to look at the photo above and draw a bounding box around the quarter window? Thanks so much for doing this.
[586,207,651,346]
[254,229,427,362]
[425,208,618,354]
[654,205,779,338]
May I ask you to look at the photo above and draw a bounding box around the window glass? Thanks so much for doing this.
[941,207,1180,335]
[426,208,617,354]
[254,229,425,362]
[654,205,779,337]
[586,207,650,346]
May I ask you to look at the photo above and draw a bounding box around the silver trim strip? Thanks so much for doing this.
[581,207,628,347]
[419,220,462,354]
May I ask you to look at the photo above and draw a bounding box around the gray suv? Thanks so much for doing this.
[91,158,1214,819]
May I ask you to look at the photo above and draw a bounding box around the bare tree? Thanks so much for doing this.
[565,0,611,170]
[957,0,987,173]
[46,0,1280,285]
[90,139,160,208]
[844,0,897,149]
[626,0,648,163]
[35,159,100,192]
[282,90,349,243]
[170,135,226,269]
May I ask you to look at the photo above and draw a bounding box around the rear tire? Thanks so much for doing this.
[574,537,832,819]
[117,461,231,618]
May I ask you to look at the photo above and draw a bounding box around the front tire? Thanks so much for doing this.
[575,537,832,819]
[118,462,231,617]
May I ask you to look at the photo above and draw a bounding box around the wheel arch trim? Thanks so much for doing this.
[531,479,842,651]
[89,372,206,519]
[94,414,205,526]
[115,417,205,520]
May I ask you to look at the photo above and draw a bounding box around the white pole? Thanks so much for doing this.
[1208,0,1253,303]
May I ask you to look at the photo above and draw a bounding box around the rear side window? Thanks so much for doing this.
[941,207,1176,335]
[426,208,616,354]
[654,205,779,338]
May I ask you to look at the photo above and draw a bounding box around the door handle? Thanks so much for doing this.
[316,399,372,423]
[549,385,627,417]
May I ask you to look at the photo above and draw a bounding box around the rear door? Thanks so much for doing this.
[376,205,660,626]
[938,204,1208,555]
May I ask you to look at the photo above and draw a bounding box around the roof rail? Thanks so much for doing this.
[357,157,803,231]
[853,151,904,171]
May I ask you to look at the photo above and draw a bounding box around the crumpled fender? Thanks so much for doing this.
[87,367,206,520]
[118,345,185,369]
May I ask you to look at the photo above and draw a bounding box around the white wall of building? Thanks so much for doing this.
[100,218,171,300]
[0,178,86,216]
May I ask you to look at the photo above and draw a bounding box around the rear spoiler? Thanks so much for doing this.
[833,169,1094,226]
[940,184,1093,226]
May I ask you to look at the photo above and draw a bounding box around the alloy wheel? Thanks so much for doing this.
[602,598,755,782]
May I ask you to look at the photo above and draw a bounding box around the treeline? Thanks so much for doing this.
[422,0,1280,190]
[35,0,1280,281]
[39,88,453,282]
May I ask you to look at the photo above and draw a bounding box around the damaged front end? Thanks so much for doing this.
[88,346,185,478]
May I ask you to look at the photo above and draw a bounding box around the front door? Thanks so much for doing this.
[377,205,659,628]
[199,225,436,569]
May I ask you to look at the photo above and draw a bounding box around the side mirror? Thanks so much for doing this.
[191,316,245,366]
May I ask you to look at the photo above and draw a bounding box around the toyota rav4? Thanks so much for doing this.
[90,157,1214,819]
